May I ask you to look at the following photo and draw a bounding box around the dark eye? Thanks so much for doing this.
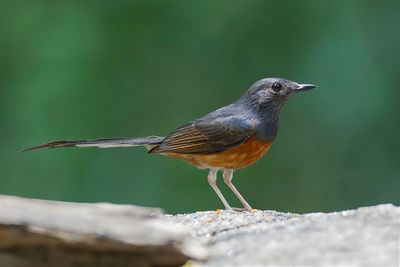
[271,83,282,92]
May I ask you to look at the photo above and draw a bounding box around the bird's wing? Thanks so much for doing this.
[151,115,257,154]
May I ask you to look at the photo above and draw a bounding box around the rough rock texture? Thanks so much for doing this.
[169,205,399,267]
[0,195,206,267]
[0,195,398,267]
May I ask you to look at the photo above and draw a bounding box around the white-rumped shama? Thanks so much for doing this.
[25,77,316,211]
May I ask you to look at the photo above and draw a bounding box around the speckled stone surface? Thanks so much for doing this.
[166,204,400,267]
[0,195,398,267]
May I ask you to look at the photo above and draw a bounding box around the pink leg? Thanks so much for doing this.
[207,169,233,210]
[223,169,252,211]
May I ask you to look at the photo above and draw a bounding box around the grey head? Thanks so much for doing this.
[236,77,317,141]
[239,77,316,110]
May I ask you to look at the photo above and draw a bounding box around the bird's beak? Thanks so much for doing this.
[295,83,317,92]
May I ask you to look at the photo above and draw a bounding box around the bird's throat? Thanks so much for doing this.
[257,105,281,142]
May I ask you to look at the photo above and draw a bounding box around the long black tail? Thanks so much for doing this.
[23,136,164,152]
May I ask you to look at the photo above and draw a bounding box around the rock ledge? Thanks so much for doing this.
[0,195,398,267]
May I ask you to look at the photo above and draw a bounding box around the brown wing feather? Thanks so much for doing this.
[150,116,257,155]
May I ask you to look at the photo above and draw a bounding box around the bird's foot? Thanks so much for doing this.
[232,207,253,212]
[215,207,255,213]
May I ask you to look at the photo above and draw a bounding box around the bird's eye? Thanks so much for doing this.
[271,83,282,92]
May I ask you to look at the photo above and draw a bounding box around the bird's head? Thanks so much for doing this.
[242,77,316,109]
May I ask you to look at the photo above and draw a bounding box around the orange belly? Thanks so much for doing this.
[164,135,272,170]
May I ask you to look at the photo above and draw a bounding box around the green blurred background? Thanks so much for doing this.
[0,1,399,214]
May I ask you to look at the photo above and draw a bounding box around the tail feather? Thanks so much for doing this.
[23,136,164,152]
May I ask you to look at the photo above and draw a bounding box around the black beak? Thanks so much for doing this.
[295,83,317,92]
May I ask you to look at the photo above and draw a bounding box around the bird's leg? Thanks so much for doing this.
[223,169,252,211]
[207,169,233,211]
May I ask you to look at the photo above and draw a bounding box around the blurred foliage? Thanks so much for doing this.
[0,0,399,213]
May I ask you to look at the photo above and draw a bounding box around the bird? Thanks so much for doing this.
[24,77,316,211]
